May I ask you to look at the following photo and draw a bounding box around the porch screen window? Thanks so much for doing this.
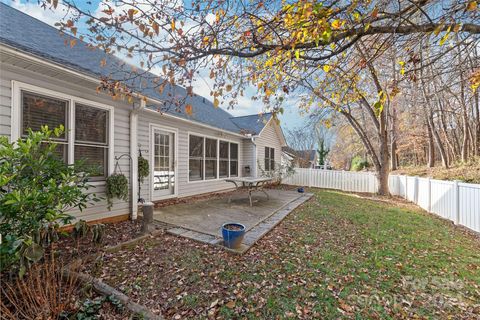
[205,138,217,179]
[265,147,275,171]
[230,143,238,177]
[189,135,204,181]
[20,89,112,181]
[219,141,229,178]
[21,91,68,161]
[74,104,109,179]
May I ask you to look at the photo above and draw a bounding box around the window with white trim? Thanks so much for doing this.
[189,135,204,181]
[230,143,238,177]
[205,138,217,180]
[219,141,229,178]
[20,89,111,181]
[188,134,238,181]
[264,147,275,171]
[21,91,69,161]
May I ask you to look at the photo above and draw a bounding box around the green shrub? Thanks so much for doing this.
[350,156,369,171]
[0,126,96,273]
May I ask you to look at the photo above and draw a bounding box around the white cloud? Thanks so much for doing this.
[7,0,72,27]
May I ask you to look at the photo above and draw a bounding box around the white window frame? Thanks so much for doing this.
[265,146,275,171]
[149,123,179,201]
[187,131,239,183]
[11,81,115,185]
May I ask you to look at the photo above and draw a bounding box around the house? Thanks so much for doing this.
[0,3,287,223]
[281,147,318,168]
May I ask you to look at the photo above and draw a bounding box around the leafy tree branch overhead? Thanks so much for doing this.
[44,0,480,105]
[37,0,479,195]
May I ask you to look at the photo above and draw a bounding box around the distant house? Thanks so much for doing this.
[281,147,318,168]
[0,3,287,223]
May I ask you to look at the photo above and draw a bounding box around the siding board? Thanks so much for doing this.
[0,62,132,221]
[254,120,283,176]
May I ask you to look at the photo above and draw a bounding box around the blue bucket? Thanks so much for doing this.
[222,223,246,249]
[298,187,305,193]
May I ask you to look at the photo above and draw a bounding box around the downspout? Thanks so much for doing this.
[251,136,257,178]
[129,98,146,220]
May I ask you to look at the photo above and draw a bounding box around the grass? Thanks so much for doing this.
[89,190,480,319]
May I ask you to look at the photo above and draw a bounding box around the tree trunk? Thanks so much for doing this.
[377,108,390,195]
[429,116,449,168]
[426,121,435,167]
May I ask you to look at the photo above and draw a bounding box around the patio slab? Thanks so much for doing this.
[153,189,313,253]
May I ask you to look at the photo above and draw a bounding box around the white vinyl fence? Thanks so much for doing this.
[283,168,480,233]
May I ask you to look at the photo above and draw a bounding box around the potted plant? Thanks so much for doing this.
[221,223,246,249]
[105,173,129,210]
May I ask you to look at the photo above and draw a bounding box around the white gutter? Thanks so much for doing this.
[129,98,145,220]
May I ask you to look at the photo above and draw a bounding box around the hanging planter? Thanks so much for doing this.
[106,173,129,210]
[138,155,149,183]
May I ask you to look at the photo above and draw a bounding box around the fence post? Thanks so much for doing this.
[454,180,460,225]
[341,170,345,191]
[404,175,408,200]
[308,168,312,188]
[427,177,431,213]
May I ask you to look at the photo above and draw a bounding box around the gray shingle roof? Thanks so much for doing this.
[229,113,273,135]
[0,3,272,135]
[282,147,317,162]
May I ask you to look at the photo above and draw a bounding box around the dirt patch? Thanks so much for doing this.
[55,218,145,264]
[393,160,480,184]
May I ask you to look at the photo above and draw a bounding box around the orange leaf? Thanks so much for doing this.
[467,1,477,11]
[185,104,193,116]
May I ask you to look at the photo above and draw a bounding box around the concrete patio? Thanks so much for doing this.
[153,189,313,253]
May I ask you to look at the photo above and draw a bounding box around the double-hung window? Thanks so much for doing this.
[189,135,204,181]
[74,104,109,179]
[219,141,229,178]
[230,143,238,177]
[265,147,275,171]
[205,138,217,180]
[16,83,113,181]
[188,134,238,181]
[21,91,69,161]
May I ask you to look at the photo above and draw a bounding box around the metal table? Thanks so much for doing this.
[225,177,272,206]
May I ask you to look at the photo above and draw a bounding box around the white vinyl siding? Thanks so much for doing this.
[0,62,132,222]
[241,139,255,177]
[254,120,283,177]
[137,110,243,200]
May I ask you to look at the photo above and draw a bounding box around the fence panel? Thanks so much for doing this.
[458,183,480,233]
[285,170,479,233]
[417,178,430,211]
[430,180,456,222]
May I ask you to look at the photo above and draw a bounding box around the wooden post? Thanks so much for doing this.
[454,180,460,225]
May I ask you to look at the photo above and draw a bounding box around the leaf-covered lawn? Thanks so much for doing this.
[88,190,480,319]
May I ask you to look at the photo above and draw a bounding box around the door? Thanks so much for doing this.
[152,128,175,199]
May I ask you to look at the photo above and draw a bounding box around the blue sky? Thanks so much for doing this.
[1,0,308,131]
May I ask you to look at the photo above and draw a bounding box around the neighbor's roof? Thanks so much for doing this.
[282,147,317,162]
[0,3,275,136]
